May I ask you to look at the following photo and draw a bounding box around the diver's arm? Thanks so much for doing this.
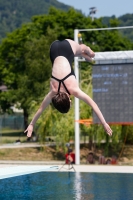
[24,92,52,137]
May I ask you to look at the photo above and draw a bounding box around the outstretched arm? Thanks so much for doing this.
[24,92,52,137]
[73,88,112,136]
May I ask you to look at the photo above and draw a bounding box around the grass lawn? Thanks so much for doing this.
[0,129,27,144]
[0,143,133,165]
[0,129,133,165]
[0,146,57,161]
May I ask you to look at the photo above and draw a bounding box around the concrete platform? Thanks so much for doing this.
[0,164,133,180]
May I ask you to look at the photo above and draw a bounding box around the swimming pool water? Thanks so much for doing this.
[0,172,133,200]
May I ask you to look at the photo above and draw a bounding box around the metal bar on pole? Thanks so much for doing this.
[74,29,80,165]
[78,26,133,32]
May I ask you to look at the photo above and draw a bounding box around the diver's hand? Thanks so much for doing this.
[81,46,95,61]
[24,124,33,137]
[103,123,112,136]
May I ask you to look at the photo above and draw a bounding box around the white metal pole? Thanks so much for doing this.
[77,25,133,32]
[74,29,80,165]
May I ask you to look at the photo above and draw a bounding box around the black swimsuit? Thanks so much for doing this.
[50,40,75,95]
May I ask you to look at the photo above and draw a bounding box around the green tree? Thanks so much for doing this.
[0,0,71,42]
[0,24,57,128]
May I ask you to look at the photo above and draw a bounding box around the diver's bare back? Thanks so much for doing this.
[51,57,77,95]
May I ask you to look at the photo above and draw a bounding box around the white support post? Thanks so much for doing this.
[74,29,80,165]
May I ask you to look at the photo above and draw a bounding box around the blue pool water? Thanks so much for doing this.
[0,172,133,200]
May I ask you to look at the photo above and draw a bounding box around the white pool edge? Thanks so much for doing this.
[0,165,133,180]
[0,165,59,180]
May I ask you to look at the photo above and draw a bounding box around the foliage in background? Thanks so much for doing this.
[0,25,57,128]
[0,0,71,42]
[102,14,133,42]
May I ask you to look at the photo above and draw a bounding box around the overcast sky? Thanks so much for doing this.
[58,0,133,18]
